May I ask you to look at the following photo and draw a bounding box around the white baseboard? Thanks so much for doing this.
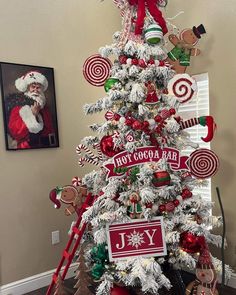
[0,262,78,295]
[1,264,235,295]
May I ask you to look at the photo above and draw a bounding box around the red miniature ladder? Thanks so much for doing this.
[46,193,94,295]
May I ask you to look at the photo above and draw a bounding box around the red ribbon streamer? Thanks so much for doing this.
[128,0,168,35]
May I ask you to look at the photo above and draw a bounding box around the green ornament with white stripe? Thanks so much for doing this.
[145,24,163,45]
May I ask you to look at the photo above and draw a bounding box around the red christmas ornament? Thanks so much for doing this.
[154,115,162,123]
[180,232,206,254]
[142,120,150,130]
[111,286,131,295]
[181,188,193,199]
[153,171,171,187]
[119,55,127,64]
[114,113,121,121]
[132,58,139,65]
[159,204,166,213]
[132,120,142,130]
[100,135,122,157]
[148,59,155,65]
[166,201,175,212]
[173,199,180,207]
[138,59,146,68]
[145,202,153,209]
[169,108,176,115]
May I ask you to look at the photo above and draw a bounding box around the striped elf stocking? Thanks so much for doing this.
[179,116,216,142]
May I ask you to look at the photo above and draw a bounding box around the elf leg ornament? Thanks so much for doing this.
[179,116,216,142]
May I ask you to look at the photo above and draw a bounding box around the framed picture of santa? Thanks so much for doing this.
[0,62,59,150]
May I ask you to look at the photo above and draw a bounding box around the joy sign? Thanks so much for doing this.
[107,217,167,261]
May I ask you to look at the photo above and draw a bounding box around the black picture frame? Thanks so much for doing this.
[0,62,59,150]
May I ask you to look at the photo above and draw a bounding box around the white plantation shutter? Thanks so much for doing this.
[178,73,211,201]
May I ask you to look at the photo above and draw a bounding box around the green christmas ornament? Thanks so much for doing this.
[104,77,120,92]
[145,24,163,45]
[91,244,108,263]
[91,263,105,280]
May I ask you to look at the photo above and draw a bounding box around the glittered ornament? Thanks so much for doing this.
[111,286,131,295]
[145,24,163,44]
[104,77,120,92]
[180,232,206,254]
[181,188,192,199]
[159,204,166,213]
[100,135,122,157]
[152,171,171,187]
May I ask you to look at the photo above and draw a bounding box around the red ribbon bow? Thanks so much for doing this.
[128,0,168,35]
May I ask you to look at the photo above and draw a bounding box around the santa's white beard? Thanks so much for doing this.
[24,91,46,109]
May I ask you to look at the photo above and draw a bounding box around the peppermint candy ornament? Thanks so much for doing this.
[72,176,82,187]
[188,149,219,179]
[83,54,112,86]
[168,73,197,103]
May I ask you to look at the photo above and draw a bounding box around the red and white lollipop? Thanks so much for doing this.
[83,54,112,87]
[188,149,219,179]
[168,73,197,103]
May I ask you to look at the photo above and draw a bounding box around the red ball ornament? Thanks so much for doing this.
[181,188,193,199]
[119,55,127,64]
[159,204,166,213]
[173,199,180,207]
[113,113,121,121]
[132,58,138,65]
[142,121,150,130]
[154,115,162,123]
[155,126,162,134]
[169,108,176,115]
[138,59,146,68]
[180,232,206,254]
[145,202,153,209]
[153,171,171,187]
[100,135,122,157]
[148,59,155,65]
[125,118,133,126]
[166,201,175,212]
[111,286,131,295]
[132,120,142,130]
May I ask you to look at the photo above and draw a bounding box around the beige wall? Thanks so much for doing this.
[0,0,235,286]
[0,0,119,285]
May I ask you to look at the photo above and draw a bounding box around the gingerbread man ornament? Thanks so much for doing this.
[167,24,206,74]
[49,185,87,216]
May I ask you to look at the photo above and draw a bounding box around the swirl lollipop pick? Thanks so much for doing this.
[168,73,197,103]
[83,54,112,87]
[188,149,219,179]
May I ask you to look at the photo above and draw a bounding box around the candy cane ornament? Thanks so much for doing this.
[76,144,102,167]
[179,116,216,142]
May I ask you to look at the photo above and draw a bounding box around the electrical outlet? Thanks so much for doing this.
[52,230,60,245]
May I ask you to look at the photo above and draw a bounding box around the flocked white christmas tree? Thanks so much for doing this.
[49,1,232,295]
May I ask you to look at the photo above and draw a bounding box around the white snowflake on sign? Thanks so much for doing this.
[127,230,145,249]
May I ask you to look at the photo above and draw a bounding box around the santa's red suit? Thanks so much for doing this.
[8,100,55,149]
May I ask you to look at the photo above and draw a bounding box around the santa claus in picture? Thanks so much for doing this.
[7,71,56,149]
